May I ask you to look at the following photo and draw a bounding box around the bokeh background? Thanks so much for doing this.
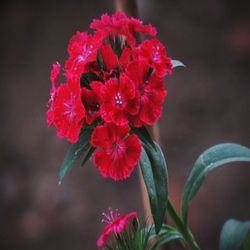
[1,0,250,249]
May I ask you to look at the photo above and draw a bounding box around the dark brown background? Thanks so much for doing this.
[1,0,250,249]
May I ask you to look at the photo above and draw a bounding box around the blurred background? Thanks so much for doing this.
[1,0,250,249]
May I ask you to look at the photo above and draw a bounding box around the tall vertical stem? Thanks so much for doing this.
[115,0,157,226]
[115,0,139,17]
[167,201,200,250]
[114,2,169,249]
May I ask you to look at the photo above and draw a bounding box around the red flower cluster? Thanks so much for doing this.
[97,209,137,248]
[47,12,172,180]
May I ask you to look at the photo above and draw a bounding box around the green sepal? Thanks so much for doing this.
[105,220,151,250]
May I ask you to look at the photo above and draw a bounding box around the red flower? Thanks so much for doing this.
[90,11,156,47]
[99,43,132,72]
[118,47,132,69]
[53,77,85,143]
[82,81,103,125]
[47,62,61,127]
[65,32,101,77]
[100,74,139,125]
[126,59,167,127]
[90,123,141,180]
[129,17,157,37]
[97,209,137,248]
[50,62,61,86]
[137,38,172,77]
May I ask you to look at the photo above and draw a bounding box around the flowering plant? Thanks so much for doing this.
[47,12,250,250]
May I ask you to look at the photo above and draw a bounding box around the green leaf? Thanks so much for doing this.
[132,126,156,151]
[58,127,93,183]
[81,146,95,166]
[150,228,184,250]
[148,224,178,240]
[243,232,250,250]
[220,219,250,250]
[171,59,185,68]
[182,143,250,224]
[139,143,168,233]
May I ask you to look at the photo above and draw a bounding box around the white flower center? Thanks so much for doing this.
[114,92,123,106]
[101,208,120,225]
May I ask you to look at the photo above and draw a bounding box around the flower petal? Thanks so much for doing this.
[91,125,112,148]
[100,43,119,71]
[119,74,135,100]
[93,149,112,178]
[125,134,142,166]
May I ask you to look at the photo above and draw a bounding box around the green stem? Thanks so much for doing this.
[167,200,201,250]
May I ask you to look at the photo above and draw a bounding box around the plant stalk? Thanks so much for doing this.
[115,0,155,226]
[167,201,201,250]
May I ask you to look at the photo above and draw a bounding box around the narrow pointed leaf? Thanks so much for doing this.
[182,143,250,224]
[139,143,168,233]
[220,219,250,250]
[148,224,174,240]
[133,126,156,151]
[150,230,184,250]
[148,224,179,239]
[171,59,185,68]
[58,127,93,183]
[81,146,95,166]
